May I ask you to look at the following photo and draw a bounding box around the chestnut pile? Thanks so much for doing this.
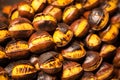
[0,0,120,80]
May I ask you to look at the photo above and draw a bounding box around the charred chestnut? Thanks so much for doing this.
[95,62,114,80]
[85,33,101,50]
[0,67,8,80]
[5,60,37,80]
[39,51,63,74]
[53,23,73,47]
[62,41,86,61]
[8,17,34,39]
[62,5,79,24]
[70,18,89,37]
[47,0,73,8]
[28,31,54,54]
[18,1,34,20]
[61,61,83,80]
[82,51,102,71]
[5,40,29,59]
[88,8,109,31]
[32,13,57,32]
[43,5,62,22]
[99,23,119,43]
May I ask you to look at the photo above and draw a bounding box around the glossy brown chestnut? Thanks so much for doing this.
[70,18,89,37]
[99,23,119,43]
[62,41,86,61]
[100,44,116,58]
[62,5,79,24]
[5,60,37,80]
[85,33,101,50]
[43,5,62,22]
[32,13,57,32]
[113,47,120,67]
[18,1,34,20]
[82,51,102,71]
[61,61,83,80]
[30,0,46,13]
[47,0,73,8]
[8,17,34,39]
[80,72,96,80]
[39,51,63,74]
[88,8,109,31]
[28,31,54,54]
[95,62,114,80]
[5,40,29,59]
[0,67,8,80]
[53,23,73,47]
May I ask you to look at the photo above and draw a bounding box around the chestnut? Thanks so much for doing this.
[5,60,37,80]
[18,1,35,20]
[111,13,120,24]
[39,51,63,74]
[28,31,55,54]
[82,51,103,71]
[113,47,120,67]
[0,67,8,80]
[62,41,86,61]
[85,33,101,50]
[43,5,62,22]
[88,8,109,31]
[99,23,119,43]
[62,5,79,24]
[32,13,57,32]
[83,11,91,19]
[53,23,73,47]
[95,62,114,80]
[5,40,29,59]
[100,44,116,58]
[81,72,96,80]
[70,18,89,38]
[47,0,73,8]
[30,0,46,13]
[8,17,34,39]
[61,61,83,80]
[112,68,120,79]
[75,3,83,12]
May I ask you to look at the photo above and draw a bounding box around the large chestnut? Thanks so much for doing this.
[39,51,63,74]
[0,67,8,80]
[62,41,86,61]
[8,17,34,39]
[28,31,54,54]
[53,23,73,47]
[5,60,37,80]
[5,40,29,59]
[82,51,102,71]
[70,18,89,38]
[88,8,109,31]
[32,13,57,32]
[61,61,83,80]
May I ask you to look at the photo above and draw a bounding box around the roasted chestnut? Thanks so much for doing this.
[18,1,34,20]
[95,62,114,80]
[62,41,86,61]
[80,72,96,80]
[53,23,73,47]
[8,17,34,39]
[28,31,54,54]
[39,51,63,74]
[43,5,62,22]
[62,5,79,24]
[5,40,29,59]
[82,51,102,71]
[61,61,83,80]
[70,18,89,37]
[5,60,37,80]
[32,13,57,32]
[113,47,120,67]
[47,0,73,8]
[0,67,8,80]
[99,23,119,43]
[85,33,101,50]
[30,0,46,13]
[88,8,109,31]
